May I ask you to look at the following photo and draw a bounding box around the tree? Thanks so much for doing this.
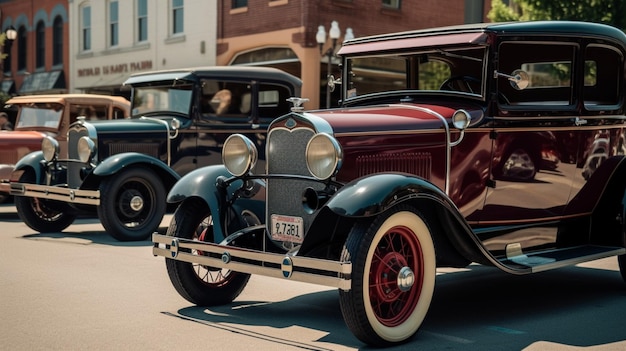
[488,0,626,30]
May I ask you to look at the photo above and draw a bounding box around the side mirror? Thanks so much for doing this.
[494,69,530,90]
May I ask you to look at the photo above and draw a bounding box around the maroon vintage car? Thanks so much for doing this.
[0,94,130,202]
[153,21,626,346]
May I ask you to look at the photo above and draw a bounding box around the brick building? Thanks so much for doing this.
[0,0,69,96]
[218,0,491,108]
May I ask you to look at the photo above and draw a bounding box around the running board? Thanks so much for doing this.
[501,244,626,273]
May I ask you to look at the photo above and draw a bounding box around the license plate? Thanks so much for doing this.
[270,214,304,244]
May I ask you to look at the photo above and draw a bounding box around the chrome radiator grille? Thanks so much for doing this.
[67,125,91,188]
[266,127,325,234]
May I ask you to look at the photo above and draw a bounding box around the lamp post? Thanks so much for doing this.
[3,26,17,75]
[316,21,353,109]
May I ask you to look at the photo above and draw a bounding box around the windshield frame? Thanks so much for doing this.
[341,45,489,104]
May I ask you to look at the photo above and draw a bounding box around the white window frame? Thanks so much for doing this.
[109,0,119,47]
[172,0,184,35]
[137,0,148,42]
[81,5,92,51]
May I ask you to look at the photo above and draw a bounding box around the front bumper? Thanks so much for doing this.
[152,233,353,291]
[9,182,100,205]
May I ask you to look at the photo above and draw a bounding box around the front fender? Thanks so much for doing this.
[324,173,451,218]
[167,165,265,243]
[14,151,46,181]
[93,152,178,179]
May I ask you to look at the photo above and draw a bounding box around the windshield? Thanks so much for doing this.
[16,103,63,129]
[132,84,193,116]
[344,46,487,100]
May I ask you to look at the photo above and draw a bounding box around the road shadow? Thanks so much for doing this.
[18,223,170,247]
[171,264,626,350]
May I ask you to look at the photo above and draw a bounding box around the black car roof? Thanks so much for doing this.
[123,66,302,89]
[341,21,626,49]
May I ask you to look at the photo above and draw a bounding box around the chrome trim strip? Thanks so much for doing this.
[152,233,352,291]
[9,182,100,205]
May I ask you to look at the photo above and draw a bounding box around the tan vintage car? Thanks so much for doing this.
[0,94,130,202]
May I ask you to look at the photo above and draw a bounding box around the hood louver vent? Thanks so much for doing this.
[356,152,432,179]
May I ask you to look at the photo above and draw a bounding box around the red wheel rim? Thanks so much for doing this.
[369,225,424,327]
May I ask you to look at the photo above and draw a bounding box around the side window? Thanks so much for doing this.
[497,42,576,107]
[71,104,107,123]
[200,80,251,121]
[584,44,622,109]
[258,83,292,119]
[112,107,126,119]
[347,56,408,97]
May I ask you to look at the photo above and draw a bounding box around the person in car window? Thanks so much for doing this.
[0,112,13,130]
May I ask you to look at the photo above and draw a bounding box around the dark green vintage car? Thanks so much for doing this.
[9,66,301,241]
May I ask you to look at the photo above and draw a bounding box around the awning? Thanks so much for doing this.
[1,79,15,95]
[19,70,66,94]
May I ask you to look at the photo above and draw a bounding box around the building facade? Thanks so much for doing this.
[68,0,217,97]
[0,0,69,96]
[218,0,491,109]
[0,0,491,109]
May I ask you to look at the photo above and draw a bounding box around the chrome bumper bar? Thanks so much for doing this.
[152,233,352,291]
[10,182,100,205]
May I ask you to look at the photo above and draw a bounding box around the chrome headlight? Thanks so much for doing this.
[452,109,471,130]
[41,136,59,162]
[306,133,342,180]
[77,136,96,163]
[222,134,258,176]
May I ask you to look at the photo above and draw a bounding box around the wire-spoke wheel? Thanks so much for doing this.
[339,205,436,346]
[165,197,250,306]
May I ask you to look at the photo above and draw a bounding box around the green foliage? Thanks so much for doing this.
[488,0,626,30]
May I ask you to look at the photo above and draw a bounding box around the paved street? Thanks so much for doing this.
[1,202,625,351]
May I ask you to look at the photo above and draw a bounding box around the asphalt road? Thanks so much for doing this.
[1,202,625,351]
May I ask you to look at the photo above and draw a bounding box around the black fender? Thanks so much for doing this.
[166,165,266,243]
[86,152,180,194]
[93,152,178,179]
[324,173,451,218]
[14,151,46,182]
[300,172,508,271]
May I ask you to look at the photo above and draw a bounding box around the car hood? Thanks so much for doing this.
[0,130,47,145]
[79,116,183,134]
[304,103,484,134]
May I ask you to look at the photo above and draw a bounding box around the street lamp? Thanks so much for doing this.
[3,26,17,75]
[316,21,352,109]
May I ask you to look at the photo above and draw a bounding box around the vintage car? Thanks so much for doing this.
[152,21,626,346]
[9,67,301,241]
[0,94,130,203]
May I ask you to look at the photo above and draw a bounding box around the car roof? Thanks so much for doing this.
[6,94,130,105]
[123,66,302,89]
[339,21,626,55]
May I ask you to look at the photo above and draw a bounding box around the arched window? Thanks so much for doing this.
[17,26,27,71]
[36,21,46,69]
[53,16,63,66]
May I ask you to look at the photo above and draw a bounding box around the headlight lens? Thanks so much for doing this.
[222,134,258,176]
[77,136,96,163]
[41,136,59,162]
[306,133,342,180]
[452,109,471,130]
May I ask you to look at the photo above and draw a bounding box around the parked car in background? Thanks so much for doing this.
[10,67,301,241]
[153,21,626,346]
[0,94,130,203]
